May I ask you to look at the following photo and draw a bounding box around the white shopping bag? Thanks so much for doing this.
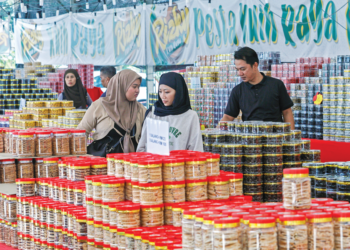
[146,117,170,156]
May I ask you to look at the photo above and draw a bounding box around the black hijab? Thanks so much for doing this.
[63,69,87,109]
[153,72,191,117]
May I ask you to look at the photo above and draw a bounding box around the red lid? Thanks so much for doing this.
[18,158,33,162]
[186,156,207,162]
[306,213,332,219]
[138,159,162,165]
[325,201,349,206]
[283,168,309,175]
[106,153,121,159]
[138,182,163,188]
[333,210,350,218]
[185,179,207,184]
[202,214,225,221]
[279,215,306,222]
[249,217,275,224]
[101,178,125,185]
[16,178,36,182]
[18,131,35,136]
[204,153,220,159]
[36,131,52,135]
[141,204,164,209]
[43,157,59,162]
[207,176,230,182]
[225,173,243,179]
[259,202,283,208]
[312,198,333,204]
[116,204,140,211]
[214,217,240,224]
[163,181,186,186]
[85,175,107,181]
[53,130,69,134]
[71,130,86,134]
[71,162,90,167]
[163,157,185,164]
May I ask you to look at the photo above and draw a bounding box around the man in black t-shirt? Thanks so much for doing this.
[220,47,295,129]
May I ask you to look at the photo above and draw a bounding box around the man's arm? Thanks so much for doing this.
[220,114,235,122]
[282,108,295,130]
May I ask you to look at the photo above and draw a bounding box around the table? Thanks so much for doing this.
[309,139,350,162]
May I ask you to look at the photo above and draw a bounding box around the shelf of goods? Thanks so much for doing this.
[1,147,350,250]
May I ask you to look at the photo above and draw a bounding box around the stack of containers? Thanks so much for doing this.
[186,50,279,128]
[303,161,350,201]
[68,64,94,89]
[213,121,321,202]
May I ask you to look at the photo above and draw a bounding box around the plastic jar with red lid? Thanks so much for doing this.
[101,178,125,203]
[226,173,243,197]
[139,182,163,205]
[35,130,53,157]
[93,220,103,242]
[131,181,140,204]
[93,200,103,222]
[138,159,163,184]
[1,159,16,183]
[182,211,197,249]
[282,168,311,210]
[123,155,132,180]
[73,184,85,206]
[207,176,230,200]
[52,131,69,156]
[201,214,226,250]
[212,217,242,250]
[204,153,220,177]
[306,213,333,250]
[106,153,118,176]
[93,177,110,200]
[141,204,164,227]
[70,130,87,155]
[248,217,277,250]
[278,215,307,250]
[162,157,185,182]
[17,131,35,157]
[333,211,350,249]
[76,236,88,250]
[91,158,108,176]
[117,204,141,229]
[163,181,186,203]
[70,161,91,182]
[185,157,207,180]
[101,202,110,224]
[42,158,59,178]
[16,178,36,197]
[17,158,34,179]
[185,179,208,202]
[114,154,125,178]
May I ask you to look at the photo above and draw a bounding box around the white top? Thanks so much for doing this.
[137,109,204,152]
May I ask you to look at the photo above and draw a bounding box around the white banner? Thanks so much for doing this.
[15,6,145,65]
[146,0,350,64]
[15,0,350,65]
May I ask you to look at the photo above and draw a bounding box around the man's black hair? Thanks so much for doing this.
[100,66,116,79]
[234,47,259,67]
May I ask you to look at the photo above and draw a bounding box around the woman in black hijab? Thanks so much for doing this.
[137,72,203,152]
[58,69,92,109]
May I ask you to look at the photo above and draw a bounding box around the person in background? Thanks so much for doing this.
[58,69,92,109]
[77,69,146,153]
[100,66,117,98]
[137,72,203,152]
[219,47,295,128]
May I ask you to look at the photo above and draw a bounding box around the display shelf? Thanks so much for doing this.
[0,153,90,160]
[0,183,17,195]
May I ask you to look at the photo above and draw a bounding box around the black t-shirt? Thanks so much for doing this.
[225,73,293,122]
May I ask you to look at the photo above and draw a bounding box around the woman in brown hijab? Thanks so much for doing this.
[77,69,146,153]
